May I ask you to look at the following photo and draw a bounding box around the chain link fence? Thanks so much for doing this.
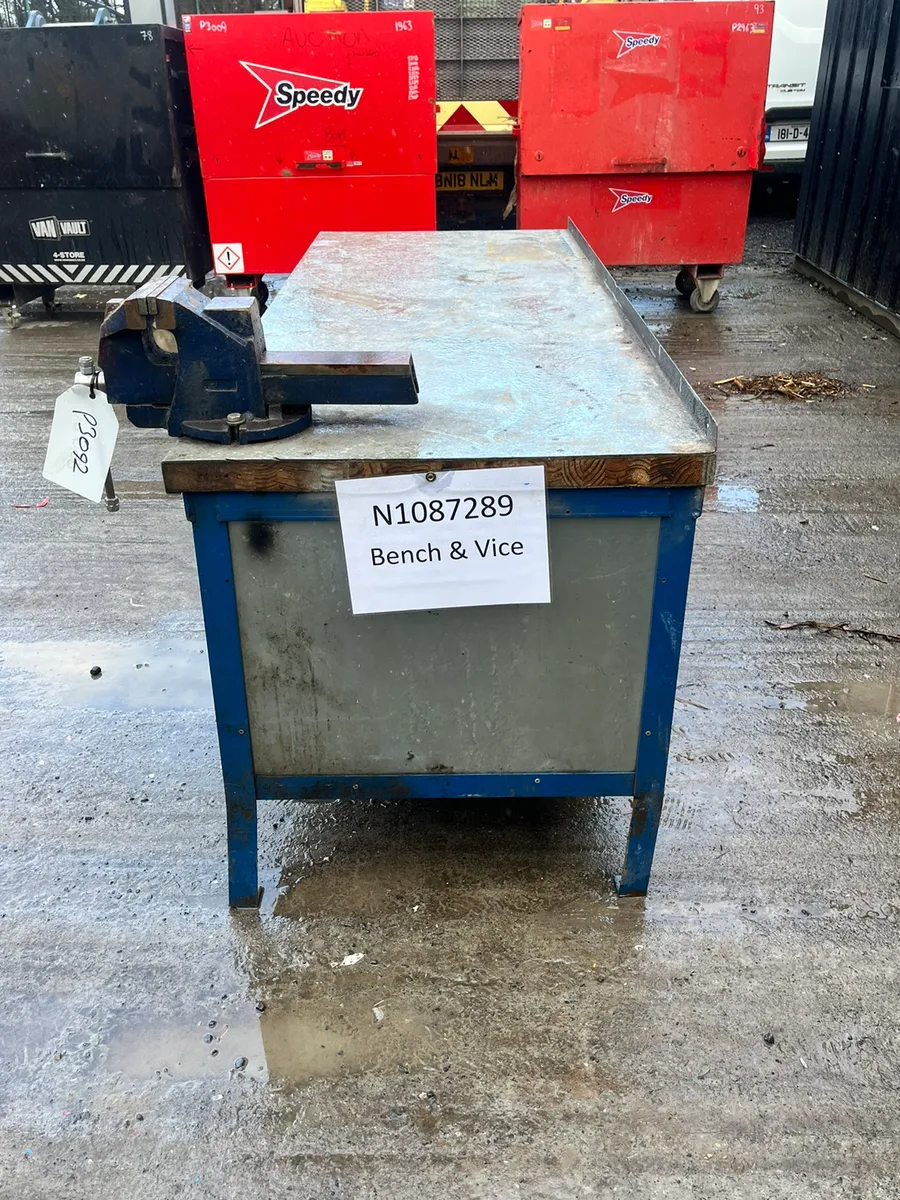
[0,0,127,25]
[1,0,523,99]
[343,0,523,98]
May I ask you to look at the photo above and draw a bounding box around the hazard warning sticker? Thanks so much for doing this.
[213,243,245,274]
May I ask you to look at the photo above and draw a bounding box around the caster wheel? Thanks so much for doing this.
[689,286,720,314]
[675,268,695,297]
[4,307,21,329]
[254,279,270,313]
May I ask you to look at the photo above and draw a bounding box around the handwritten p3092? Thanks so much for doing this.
[43,383,119,503]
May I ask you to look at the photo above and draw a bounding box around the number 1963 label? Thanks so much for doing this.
[335,465,551,615]
[43,383,119,503]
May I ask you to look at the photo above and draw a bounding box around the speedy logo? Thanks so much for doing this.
[613,30,662,58]
[609,188,652,213]
[240,61,363,129]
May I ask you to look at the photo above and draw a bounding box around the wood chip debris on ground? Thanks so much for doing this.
[766,619,900,644]
[711,373,849,401]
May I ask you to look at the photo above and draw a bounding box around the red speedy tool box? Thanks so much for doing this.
[184,11,437,281]
[517,2,773,307]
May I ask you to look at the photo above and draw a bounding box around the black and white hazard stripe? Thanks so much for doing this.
[0,263,188,286]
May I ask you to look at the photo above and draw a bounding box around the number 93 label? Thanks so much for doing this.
[42,383,119,503]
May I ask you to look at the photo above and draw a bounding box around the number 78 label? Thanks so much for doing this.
[42,383,119,503]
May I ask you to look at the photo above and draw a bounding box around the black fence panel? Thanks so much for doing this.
[795,0,900,319]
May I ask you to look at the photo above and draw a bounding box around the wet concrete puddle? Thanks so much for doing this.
[794,679,900,718]
[708,481,760,513]
[0,640,212,710]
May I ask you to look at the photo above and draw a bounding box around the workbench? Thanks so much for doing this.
[162,225,716,907]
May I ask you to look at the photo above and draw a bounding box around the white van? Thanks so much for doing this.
[763,0,830,168]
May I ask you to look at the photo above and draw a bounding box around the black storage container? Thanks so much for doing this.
[794,0,900,332]
[0,23,210,318]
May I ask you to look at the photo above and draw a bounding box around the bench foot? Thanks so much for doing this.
[617,790,664,896]
[227,793,259,908]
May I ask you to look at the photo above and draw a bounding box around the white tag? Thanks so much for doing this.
[335,465,551,615]
[42,384,119,503]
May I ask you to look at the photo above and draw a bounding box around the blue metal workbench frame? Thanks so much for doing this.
[184,485,703,907]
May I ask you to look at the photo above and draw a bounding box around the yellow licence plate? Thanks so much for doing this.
[436,169,504,192]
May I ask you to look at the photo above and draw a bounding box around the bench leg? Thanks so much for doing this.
[617,789,663,897]
[227,790,259,908]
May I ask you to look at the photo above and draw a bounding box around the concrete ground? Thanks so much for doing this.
[2,216,900,1199]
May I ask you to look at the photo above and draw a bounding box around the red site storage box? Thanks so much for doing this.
[517,2,773,274]
[183,12,437,279]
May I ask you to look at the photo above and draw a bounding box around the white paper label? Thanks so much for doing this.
[42,384,119,503]
[335,466,551,615]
